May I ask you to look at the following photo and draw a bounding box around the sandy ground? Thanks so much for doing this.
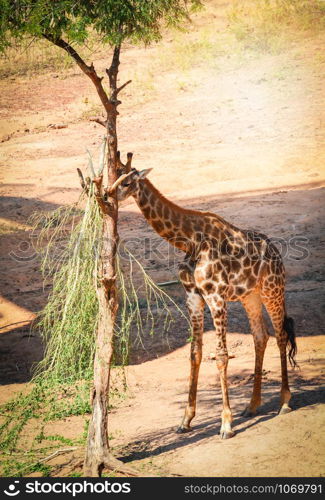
[0,0,324,477]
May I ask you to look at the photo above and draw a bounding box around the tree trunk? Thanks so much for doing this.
[83,214,118,476]
[83,50,121,477]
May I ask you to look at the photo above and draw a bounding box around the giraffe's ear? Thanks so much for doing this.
[137,168,153,179]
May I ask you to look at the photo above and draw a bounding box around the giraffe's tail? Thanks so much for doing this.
[283,315,298,368]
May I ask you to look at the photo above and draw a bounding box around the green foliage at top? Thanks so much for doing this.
[0,0,202,51]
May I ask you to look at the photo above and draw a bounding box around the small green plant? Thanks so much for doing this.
[44,387,92,421]
[2,458,52,478]
[0,380,89,453]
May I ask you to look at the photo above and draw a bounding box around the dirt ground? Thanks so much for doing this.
[0,0,324,477]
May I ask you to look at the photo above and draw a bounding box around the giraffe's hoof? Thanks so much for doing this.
[176,425,192,434]
[220,430,235,440]
[278,404,292,415]
[241,407,257,418]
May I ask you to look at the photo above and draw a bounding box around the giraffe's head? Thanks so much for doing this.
[116,168,152,201]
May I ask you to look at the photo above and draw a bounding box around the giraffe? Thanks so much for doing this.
[115,159,297,439]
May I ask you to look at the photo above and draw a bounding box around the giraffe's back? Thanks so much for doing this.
[192,215,285,302]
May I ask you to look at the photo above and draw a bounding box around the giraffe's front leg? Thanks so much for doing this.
[205,294,235,439]
[176,289,205,434]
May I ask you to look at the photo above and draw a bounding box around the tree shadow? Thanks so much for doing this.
[0,324,44,385]
[0,195,60,385]
[0,194,59,224]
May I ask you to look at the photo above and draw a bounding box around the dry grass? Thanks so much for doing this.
[0,38,74,78]
[228,0,325,53]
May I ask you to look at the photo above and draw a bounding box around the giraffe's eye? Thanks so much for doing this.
[123,182,131,187]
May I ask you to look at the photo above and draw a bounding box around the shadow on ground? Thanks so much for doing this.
[0,185,324,383]
[119,380,325,463]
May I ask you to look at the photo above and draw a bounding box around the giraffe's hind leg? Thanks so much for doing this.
[241,292,269,417]
[260,243,296,414]
[262,291,293,415]
[177,264,205,433]
[263,295,291,414]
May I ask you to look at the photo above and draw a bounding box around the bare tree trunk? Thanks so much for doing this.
[83,212,118,476]
[83,48,121,477]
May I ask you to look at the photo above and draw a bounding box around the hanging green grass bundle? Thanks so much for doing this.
[31,190,102,384]
[31,192,185,382]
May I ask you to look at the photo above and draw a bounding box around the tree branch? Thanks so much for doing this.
[116,79,132,95]
[89,117,108,128]
[42,34,113,116]
[77,167,87,191]
[77,168,91,194]
[106,45,121,91]
[40,448,79,464]
[92,175,112,214]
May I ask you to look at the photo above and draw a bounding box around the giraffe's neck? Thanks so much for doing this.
[133,179,207,253]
